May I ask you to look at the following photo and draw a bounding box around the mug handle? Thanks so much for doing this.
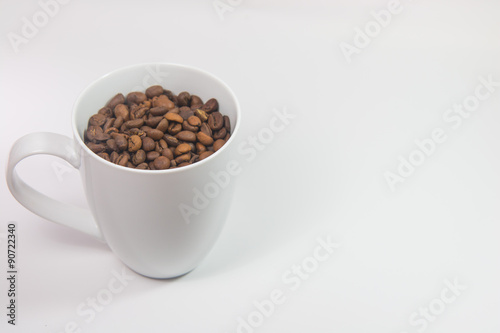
[6,132,104,241]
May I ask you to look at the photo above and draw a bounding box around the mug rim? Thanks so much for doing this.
[72,62,241,174]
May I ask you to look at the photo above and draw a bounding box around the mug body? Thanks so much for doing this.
[72,64,240,278]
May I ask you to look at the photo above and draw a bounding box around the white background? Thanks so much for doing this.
[1,0,499,332]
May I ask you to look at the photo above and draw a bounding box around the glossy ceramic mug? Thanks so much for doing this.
[6,63,241,278]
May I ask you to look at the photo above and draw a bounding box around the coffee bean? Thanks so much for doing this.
[213,128,227,140]
[146,85,164,99]
[182,121,198,132]
[196,142,207,154]
[176,131,196,142]
[142,137,155,151]
[190,95,203,108]
[145,116,163,128]
[136,162,149,170]
[128,135,142,152]
[98,107,113,118]
[168,123,183,135]
[179,107,194,120]
[175,143,192,156]
[200,123,212,137]
[187,115,202,127]
[194,109,208,122]
[153,95,175,109]
[202,98,218,113]
[86,86,232,169]
[156,118,169,132]
[196,132,214,146]
[161,147,174,160]
[146,129,164,141]
[208,112,224,130]
[125,119,144,129]
[116,154,129,166]
[132,149,146,165]
[199,151,214,160]
[106,93,125,109]
[164,135,179,147]
[175,153,191,164]
[213,139,225,152]
[97,152,110,161]
[153,156,171,170]
[165,112,184,123]
[150,106,168,116]
[177,92,191,107]
[87,142,106,153]
[147,151,160,161]
[127,92,147,105]
[106,139,118,151]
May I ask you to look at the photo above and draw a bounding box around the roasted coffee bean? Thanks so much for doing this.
[208,112,224,130]
[114,104,130,120]
[177,92,191,107]
[142,137,155,151]
[150,106,168,116]
[103,118,115,132]
[110,151,119,163]
[168,123,183,135]
[86,86,231,169]
[147,151,160,161]
[182,121,198,132]
[196,142,207,154]
[153,156,170,170]
[127,92,147,104]
[133,106,148,119]
[200,123,212,137]
[176,131,196,142]
[164,135,179,147]
[146,129,164,141]
[87,142,106,153]
[106,139,118,151]
[97,152,110,161]
[132,149,146,165]
[201,98,218,113]
[89,113,106,127]
[179,107,194,120]
[175,153,191,164]
[113,134,128,151]
[175,143,192,156]
[128,135,142,152]
[125,119,144,129]
[106,93,125,109]
[146,85,164,98]
[190,95,203,108]
[145,116,163,128]
[161,147,174,160]
[187,115,202,127]
[116,154,129,166]
[196,132,214,146]
[114,116,124,129]
[153,95,175,109]
[213,139,225,152]
[136,162,149,170]
[199,151,214,160]
[194,109,208,122]
[165,112,183,123]
[223,116,231,132]
[213,128,227,140]
[156,118,169,132]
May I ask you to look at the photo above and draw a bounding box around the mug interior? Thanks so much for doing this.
[72,63,240,170]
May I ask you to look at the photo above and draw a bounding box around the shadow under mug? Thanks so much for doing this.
[6,63,241,279]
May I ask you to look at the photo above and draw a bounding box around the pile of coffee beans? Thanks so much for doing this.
[84,85,231,170]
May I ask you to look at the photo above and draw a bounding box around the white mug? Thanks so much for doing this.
[6,63,241,279]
